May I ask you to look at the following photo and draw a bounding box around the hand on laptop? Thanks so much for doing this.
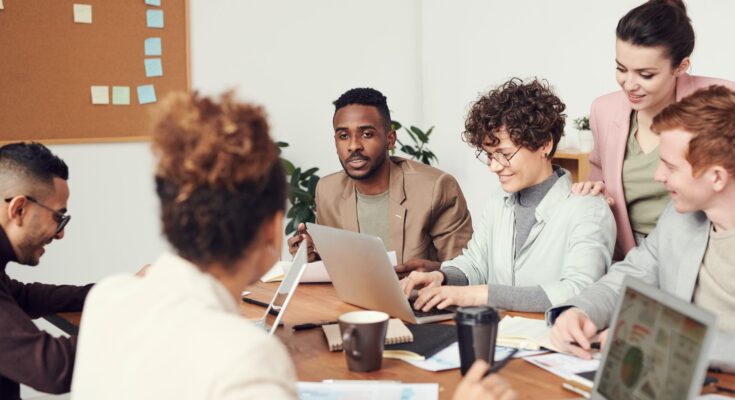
[394,258,442,277]
[400,271,444,297]
[549,307,600,360]
[412,283,488,312]
[287,223,319,262]
[453,360,517,400]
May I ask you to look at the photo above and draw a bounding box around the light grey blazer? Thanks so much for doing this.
[547,202,735,372]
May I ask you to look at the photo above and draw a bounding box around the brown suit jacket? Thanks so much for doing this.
[315,157,473,264]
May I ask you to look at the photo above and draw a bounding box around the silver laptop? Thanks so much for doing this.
[258,241,308,335]
[306,223,454,324]
[589,276,716,400]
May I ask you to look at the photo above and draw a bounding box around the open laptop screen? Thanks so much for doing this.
[596,282,709,400]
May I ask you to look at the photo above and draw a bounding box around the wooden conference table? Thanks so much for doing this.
[60,281,734,399]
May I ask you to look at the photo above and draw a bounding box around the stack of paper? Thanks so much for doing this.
[524,352,600,380]
[298,382,437,400]
[497,315,561,352]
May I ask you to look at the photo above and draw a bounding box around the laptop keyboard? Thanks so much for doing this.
[408,299,456,318]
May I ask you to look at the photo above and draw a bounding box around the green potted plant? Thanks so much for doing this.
[391,121,438,166]
[572,116,594,152]
[277,142,319,235]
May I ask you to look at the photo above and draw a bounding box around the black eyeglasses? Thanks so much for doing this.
[4,196,71,235]
[475,147,522,167]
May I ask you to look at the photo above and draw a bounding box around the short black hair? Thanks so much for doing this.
[0,142,69,183]
[333,88,392,131]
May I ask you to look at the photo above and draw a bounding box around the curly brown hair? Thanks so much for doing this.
[463,78,566,158]
[151,91,286,268]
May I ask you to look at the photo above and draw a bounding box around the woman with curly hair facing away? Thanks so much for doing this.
[70,92,297,399]
[401,78,617,313]
[70,91,518,400]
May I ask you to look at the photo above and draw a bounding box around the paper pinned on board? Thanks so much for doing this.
[137,84,157,104]
[144,58,163,77]
[144,38,162,56]
[111,86,130,105]
[90,86,109,104]
[145,0,161,6]
[146,9,164,28]
[73,4,92,24]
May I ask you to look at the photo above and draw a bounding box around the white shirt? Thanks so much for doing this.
[71,253,297,400]
[442,171,616,305]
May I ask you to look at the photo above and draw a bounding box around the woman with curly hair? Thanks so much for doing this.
[70,91,517,400]
[71,91,297,399]
[573,0,735,259]
[401,78,617,313]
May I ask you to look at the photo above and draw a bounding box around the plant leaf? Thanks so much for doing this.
[307,175,319,194]
[391,120,402,130]
[281,158,296,175]
[425,126,434,137]
[290,168,302,186]
[301,167,319,179]
[410,126,428,143]
[404,127,418,144]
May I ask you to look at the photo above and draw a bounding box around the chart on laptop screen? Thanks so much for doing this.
[597,288,707,400]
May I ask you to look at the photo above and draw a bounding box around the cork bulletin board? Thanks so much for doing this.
[0,0,190,143]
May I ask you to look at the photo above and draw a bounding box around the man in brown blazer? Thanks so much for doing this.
[288,88,472,267]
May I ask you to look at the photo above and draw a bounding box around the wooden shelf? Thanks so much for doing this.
[553,149,590,182]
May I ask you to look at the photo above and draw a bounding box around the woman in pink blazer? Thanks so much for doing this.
[575,0,735,259]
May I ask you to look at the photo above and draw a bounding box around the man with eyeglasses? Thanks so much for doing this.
[0,142,92,399]
[400,78,616,313]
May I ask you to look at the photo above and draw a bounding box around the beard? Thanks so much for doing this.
[15,216,51,266]
[340,150,388,181]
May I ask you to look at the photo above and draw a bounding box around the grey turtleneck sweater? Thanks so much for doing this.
[443,168,562,312]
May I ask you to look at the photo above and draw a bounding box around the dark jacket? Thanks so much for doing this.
[0,227,92,399]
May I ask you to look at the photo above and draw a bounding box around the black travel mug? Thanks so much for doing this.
[455,306,500,375]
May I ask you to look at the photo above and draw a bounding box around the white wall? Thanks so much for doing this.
[420,0,735,218]
[8,0,735,284]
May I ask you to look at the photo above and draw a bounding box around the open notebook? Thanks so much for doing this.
[497,315,561,352]
[323,318,413,351]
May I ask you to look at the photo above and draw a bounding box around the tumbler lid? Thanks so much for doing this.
[453,306,500,324]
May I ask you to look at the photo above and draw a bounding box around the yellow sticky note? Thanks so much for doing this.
[74,4,92,24]
[91,86,109,105]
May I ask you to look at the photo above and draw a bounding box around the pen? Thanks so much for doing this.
[485,348,519,376]
[241,297,280,317]
[292,321,339,331]
[569,341,601,350]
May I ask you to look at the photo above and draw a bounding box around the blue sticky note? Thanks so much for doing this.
[145,0,161,6]
[144,37,161,56]
[137,85,157,104]
[144,58,163,77]
[146,9,164,28]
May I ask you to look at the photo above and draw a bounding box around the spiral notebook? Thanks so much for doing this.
[323,319,413,351]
